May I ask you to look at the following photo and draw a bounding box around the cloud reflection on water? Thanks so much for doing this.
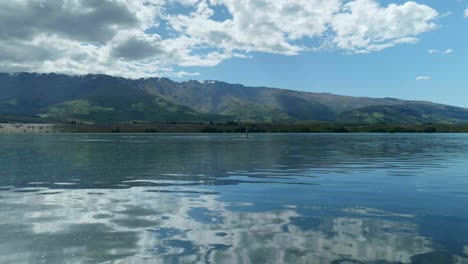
[0,187,457,264]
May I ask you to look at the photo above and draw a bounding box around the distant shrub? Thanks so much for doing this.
[144,128,159,133]
[226,121,239,126]
[201,126,219,133]
[111,127,121,133]
[388,126,416,133]
[333,126,349,133]
[248,127,266,133]
[424,127,437,133]
[234,127,247,133]
[370,127,388,133]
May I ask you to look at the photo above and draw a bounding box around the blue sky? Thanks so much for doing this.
[0,0,466,106]
[172,0,468,107]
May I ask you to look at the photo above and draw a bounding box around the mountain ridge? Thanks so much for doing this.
[1,72,467,124]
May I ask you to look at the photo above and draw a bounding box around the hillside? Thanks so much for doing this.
[337,103,468,124]
[0,73,227,123]
[1,72,467,124]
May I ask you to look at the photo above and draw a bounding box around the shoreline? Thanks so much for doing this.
[1,123,468,133]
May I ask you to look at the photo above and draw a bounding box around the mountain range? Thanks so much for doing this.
[1,72,467,124]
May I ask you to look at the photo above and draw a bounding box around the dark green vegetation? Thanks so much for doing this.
[49,123,468,133]
[1,72,468,124]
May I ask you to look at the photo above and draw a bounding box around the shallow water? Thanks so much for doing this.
[0,133,467,264]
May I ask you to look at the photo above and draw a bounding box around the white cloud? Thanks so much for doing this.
[428,48,453,55]
[330,0,438,53]
[0,0,440,77]
[465,8,468,18]
[416,76,431,81]
[443,49,453,55]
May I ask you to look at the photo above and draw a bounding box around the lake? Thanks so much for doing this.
[0,134,467,264]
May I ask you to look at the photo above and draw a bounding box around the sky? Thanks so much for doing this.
[0,0,467,107]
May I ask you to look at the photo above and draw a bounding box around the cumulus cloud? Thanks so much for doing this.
[416,76,431,81]
[330,0,438,53]
[167,0,341,55]
[0,0,139,43]
[443,49,454,55]
[110,31,166,61]
[465,8,468,18]
[428,48,453,55]
[0,0,440,77]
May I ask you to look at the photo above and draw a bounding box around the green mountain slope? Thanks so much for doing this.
[337,103,468,124]
[1,72,468,124]
[139,79,383,121]
[0,73,228,123]
[217,98,296,123]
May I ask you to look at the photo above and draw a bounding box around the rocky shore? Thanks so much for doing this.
[0,124,59,133]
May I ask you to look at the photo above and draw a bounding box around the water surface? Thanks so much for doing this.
[0,134,467,263]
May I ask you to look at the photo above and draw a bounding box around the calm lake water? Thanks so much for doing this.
[0,134,467,264]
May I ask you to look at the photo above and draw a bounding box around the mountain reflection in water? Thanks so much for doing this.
[0,134,468,264]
